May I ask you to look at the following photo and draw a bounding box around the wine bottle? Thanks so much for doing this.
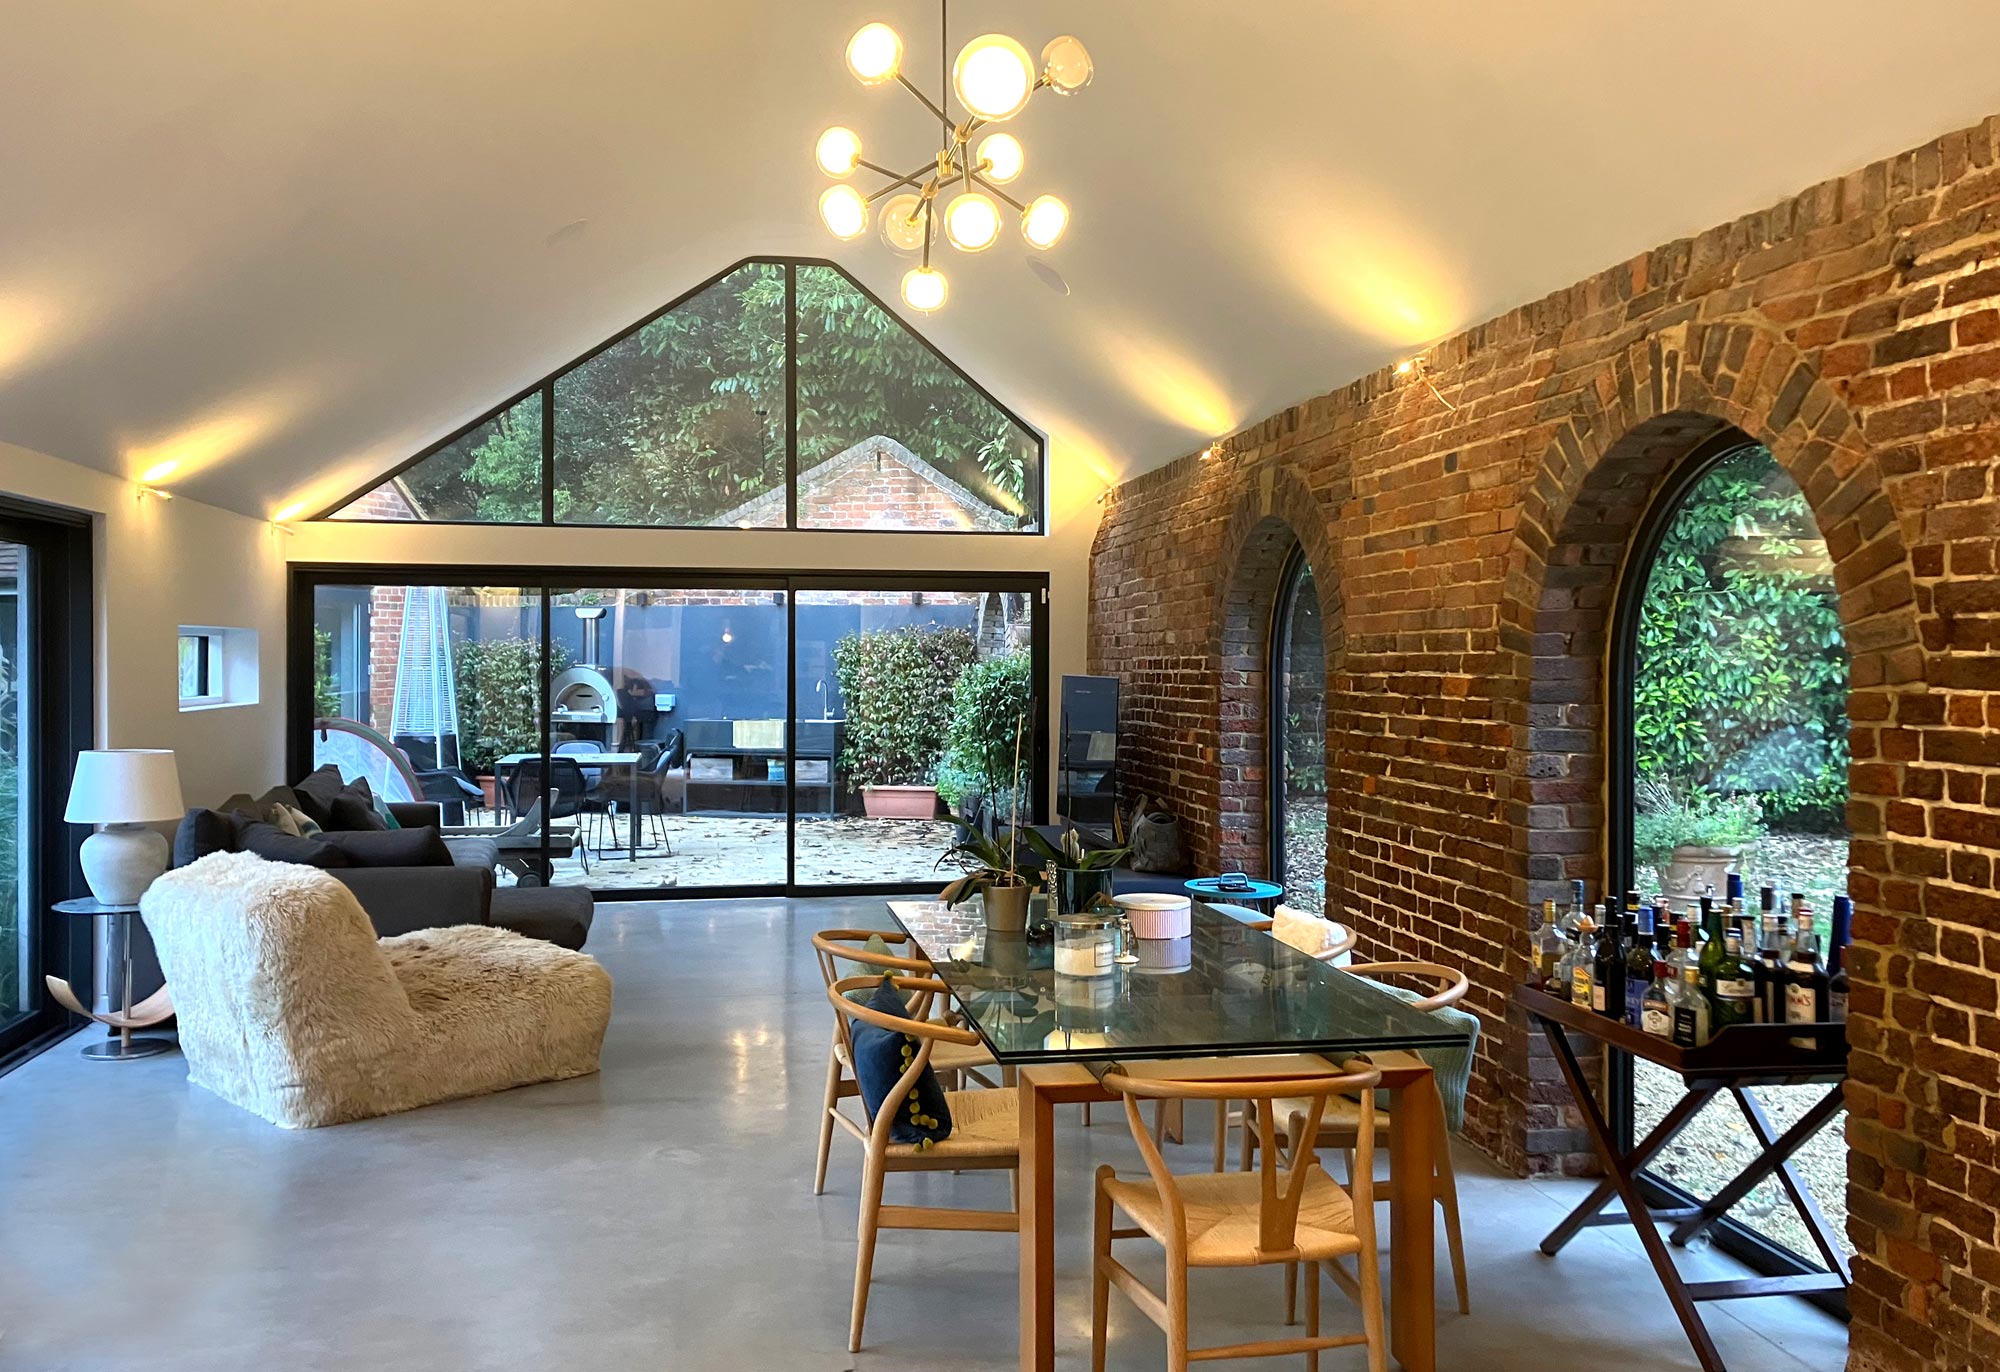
[1669,924,1710,1048]
[1571,907,1601,1009]
[1714,926,1758,1030]
[1641,958,1675,1038]
[1533,898,1564,990]
[1625,907,1656,1028]
[1593,905,1625,1019]
[1828,894,1852,1023]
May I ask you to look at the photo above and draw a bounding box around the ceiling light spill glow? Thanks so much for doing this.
[901,266,948,314]
[271,502,305,523]
[845,22,903,84]
[1395,359,1415,375]
[1021,195,1070,250]
[818,184,868,240]
[977,132,1024,183]
[815,126,863,177]
[944,191,1001,252]
[815,12,1089,312]
[140,459,179,483]
[953,34,1035,121]
[1041,35,1094,94]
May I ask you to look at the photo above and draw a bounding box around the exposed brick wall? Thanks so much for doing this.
[1089,112,2000,1372]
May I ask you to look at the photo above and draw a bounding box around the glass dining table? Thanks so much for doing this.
[886,898,1471,1372]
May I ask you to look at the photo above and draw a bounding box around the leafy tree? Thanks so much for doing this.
[831,626,978,791]
[1633,447,1848,830]
[939,651,1033,816]
[453,636,570,775]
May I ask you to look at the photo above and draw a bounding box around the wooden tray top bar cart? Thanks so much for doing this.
[1516,985,1849,1372]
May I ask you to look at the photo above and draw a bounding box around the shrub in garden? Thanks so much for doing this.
[831,626,977,791]
[938,651,1032,817]
[454,637,568,776]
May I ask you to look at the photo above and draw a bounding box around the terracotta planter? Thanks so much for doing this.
[1660,845,1743,902]
[477,774,501,811]
[861,784,939,819]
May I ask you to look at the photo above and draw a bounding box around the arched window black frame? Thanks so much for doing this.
[1267,543,1318,893]
[311,256,1047,535]
[1604,426,1848,1314]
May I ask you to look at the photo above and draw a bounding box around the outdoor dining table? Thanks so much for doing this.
[495,751,648,861]
[887,898,1471,1372]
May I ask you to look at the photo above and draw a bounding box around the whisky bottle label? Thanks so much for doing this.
[1590,984,1607,1013]
[1785,983,1818,1025]
[1642,1004,1672,1037]
[1671,1005,1699,1048]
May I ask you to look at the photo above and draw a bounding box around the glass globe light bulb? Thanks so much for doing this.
[845,22,903,84]
[1041,35,1093,94]
[943,191,1001,253]
[814,126,863,178]
[879,193,927,253]
[977,132,1024,184]
[901,266,948,314]
[952,34,1035,121]
[1021,194,1070,250]
[818,184,868,240]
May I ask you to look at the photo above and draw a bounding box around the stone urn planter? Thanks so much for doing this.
[1659,845,1742,902]
[861,784,940,819]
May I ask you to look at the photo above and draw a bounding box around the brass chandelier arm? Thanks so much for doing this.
[858,159,938,202]
[894,71,953,128]
[970,173,1027,213]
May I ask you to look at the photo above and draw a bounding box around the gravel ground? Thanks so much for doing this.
[1283,795,1328,912]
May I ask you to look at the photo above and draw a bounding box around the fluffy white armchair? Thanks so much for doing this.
[141,851,612,1128]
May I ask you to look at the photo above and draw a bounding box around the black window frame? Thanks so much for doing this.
[1605,428,1849,1317]
[0,496,94,1074]
[311,256,1048,536]
[288,562,1050,900]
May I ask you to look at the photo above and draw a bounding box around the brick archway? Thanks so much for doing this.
[1498,317,1922,1188]
[1211,464,1344,887]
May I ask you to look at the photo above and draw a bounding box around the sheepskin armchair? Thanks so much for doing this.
[141,851,612,1128]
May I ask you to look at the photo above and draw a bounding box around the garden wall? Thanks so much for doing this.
[1089,111,2000,1372]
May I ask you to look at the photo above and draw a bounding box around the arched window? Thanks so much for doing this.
[1614,438,1852,1271]
[320,258,1044,533]
[1270,548,1325,911]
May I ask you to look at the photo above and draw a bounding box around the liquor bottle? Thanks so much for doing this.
[1625,907,1656,1028]
[1725,872,1744,919]
[1828,894,1852,1023]
[1697,902,1727,1004]
[1755,920,1786,1024]
[1551,915,1583,1002]
[1559,879,1588,940]
[1641,958,1675,1038]
[1592,906,1625,1019]
[1652,905,1676,962]
[1669,923,1711,1048]
[1784,925,1830,1049]
[1571,908,1601,1009]
[1714,927,1758,1030]
[1533,898,1565,990]
[1789,890,1809,934]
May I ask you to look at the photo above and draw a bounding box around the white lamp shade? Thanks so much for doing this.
[64,750,184,824]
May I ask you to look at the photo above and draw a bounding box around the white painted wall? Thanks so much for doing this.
[289,437,1107,815]
[0,442,288,807]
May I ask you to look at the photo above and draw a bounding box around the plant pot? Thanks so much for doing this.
[477,774,501,811]
[1660,845,1743,902]
[861,784,940,819]
[982,880,1032,932]
[1055,867,1114,915]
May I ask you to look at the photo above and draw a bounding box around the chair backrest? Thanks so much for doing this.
[140,852,416,1100]
[508,758,587,819]
[1345,960,1479,1132]
[811,928,933,990]
[1100,1061,1384,1262]
[825,973,979,1140]
[553,740,603,788]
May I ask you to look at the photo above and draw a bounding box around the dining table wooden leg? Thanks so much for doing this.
[1386,1063,1438,1372]
[1019,1069,1058,1372]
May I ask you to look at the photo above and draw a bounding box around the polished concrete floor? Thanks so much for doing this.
[0,897,1846,1372]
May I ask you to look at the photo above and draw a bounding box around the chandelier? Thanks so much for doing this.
[813,6,1093,314]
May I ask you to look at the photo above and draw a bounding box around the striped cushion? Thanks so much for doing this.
[1363,979,1480,1134]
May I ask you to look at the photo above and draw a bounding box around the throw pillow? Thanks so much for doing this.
[236,821,356,869]
[848,976,953,1147]
[172,808,240,867]
[291,765,347,830]
[279,804,322,837]
[320,826,454,868]
[268,805,303,837]
[835,933,896,1002]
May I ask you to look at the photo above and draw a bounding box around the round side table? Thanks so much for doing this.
[1183,874,1285,916]
[48,898,176,1061]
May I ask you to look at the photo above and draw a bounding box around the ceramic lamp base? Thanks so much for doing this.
[79,824,169,906]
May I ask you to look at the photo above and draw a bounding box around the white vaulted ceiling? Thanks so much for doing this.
[3,1,1999,516]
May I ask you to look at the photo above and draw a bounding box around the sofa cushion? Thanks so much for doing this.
[173,808,241,867]
[490,886,594,951]
[442,835,502,872]
[291,766,347,830]
[321,826,454,869]
[849,976,952,1146]
[329,776,390,832]
[237,821,356,869]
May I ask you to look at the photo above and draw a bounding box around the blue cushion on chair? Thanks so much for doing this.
[1366,980,1480,1134]
[849,977,954,1147]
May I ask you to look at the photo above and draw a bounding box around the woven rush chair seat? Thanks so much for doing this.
[1103,1165,1364,1268]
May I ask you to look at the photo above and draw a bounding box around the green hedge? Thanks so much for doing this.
[1634,447,1848,832]
[832,626,977,792]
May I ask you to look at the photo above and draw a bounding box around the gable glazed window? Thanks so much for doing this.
[320,258,1044,534]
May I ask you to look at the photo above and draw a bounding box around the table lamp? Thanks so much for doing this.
[64,749,184,904]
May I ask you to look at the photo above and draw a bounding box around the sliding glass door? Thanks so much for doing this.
[0,504,91,1067]
[294,568,1046,896]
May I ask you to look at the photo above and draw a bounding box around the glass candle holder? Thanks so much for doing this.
[1053,907,1119,978]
